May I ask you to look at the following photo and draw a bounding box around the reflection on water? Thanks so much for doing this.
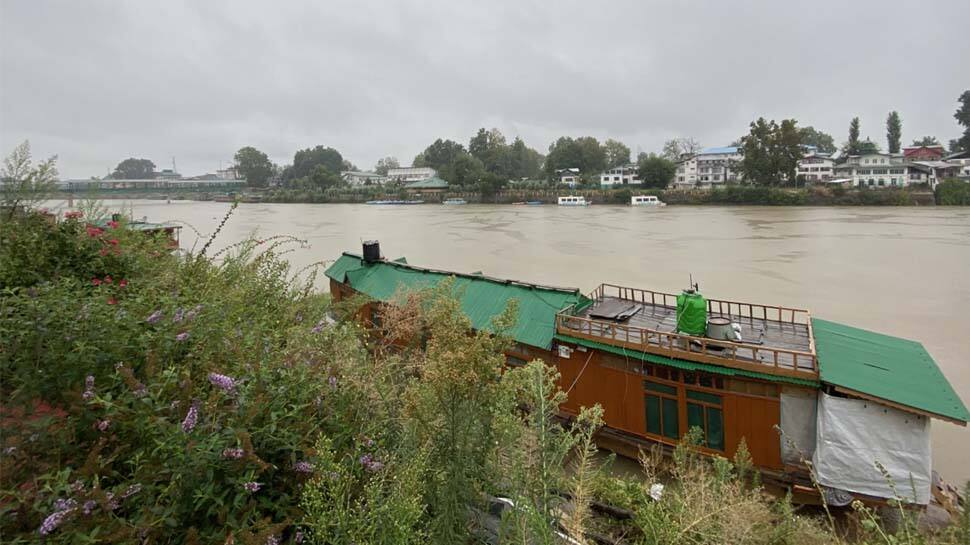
[47,200,970,482]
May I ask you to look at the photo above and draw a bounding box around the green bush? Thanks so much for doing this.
[935,179,970,205]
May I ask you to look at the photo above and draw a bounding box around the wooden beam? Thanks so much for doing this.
[832,386,967,427]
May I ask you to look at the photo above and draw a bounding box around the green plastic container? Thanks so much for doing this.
[676,290,707,336]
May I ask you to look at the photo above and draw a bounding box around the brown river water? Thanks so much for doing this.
[55,199,970,483]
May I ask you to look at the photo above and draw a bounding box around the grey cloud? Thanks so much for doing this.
[2,0,969,178]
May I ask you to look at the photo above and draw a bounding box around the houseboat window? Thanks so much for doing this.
[644,380,679,440]
[686,390,724,451]
[505,355,528,367]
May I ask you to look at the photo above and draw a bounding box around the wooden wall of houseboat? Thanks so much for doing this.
[551,342,790,471]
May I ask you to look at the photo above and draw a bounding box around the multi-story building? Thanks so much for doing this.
[598,164,641,186]
[674,146,742,187]
[386,166,437,183]
[797,151,836,182]
[945,150,970,179]
[833,152,959,189]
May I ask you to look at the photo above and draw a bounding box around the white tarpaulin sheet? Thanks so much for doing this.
[813,392,931,504]
[779,387,817,465]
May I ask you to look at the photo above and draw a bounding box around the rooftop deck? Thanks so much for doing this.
[556,284,818,380]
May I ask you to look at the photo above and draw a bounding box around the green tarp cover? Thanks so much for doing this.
[554,334,820,387]
[812,318,969,423]
[326,253,587,350]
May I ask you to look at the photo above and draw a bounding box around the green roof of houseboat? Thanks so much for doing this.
[325,253,588,349]
[812,318,969,424]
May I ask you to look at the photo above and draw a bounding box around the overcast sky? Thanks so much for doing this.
[2,0,969,178]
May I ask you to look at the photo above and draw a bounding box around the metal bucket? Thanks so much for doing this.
[706,317,734,340]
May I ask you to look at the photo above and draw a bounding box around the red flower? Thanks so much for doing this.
[119,279,128,288]
[107,297,117,305]
[109,239,119,246]
[99,248,109,256]
[92,278,102,286]
[104,276,113,284]
[86,226,104,238]
[107,220,119,229]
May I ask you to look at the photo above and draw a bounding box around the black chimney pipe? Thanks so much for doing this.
[362,240,381,263]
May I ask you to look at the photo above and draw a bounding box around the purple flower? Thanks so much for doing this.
[105,492,119,511]
[293,461,314,473]
[175,331,190,342]
[295,530,304,544]
[173,307,185,323]
[146,310,163,324]
[181,400,200,433]
[39,499,76,535]
[328,376,337,389]
[82,500,96,516]
[243,481,261,493]
[208,372,236,393]
[82,375,95,401]
[97,419,111,432]
[311,321,324,333]
[223,447,245,459]
[265,534,280,545]
[360,453,383,472]
[71,480,84,493]
[54,498,74,511]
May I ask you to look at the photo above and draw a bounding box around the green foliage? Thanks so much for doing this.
[373,156,399,175]
[544,136,607,179]
[798,126,837,154]
[603,138,631,169]
[887,111,903,154]
[234,146,274,188]
[414,139,466,172]
[738,118,802,185]
[911,136,941,147]
[637,153,677,188]
[935,179,970,205]
[955,90,970,152]
[285,145,344,183]
[847,117,862,155]
[110,157,155,180]
[858,139,882,155]
[1,140,58,218]
[662,137,702,161]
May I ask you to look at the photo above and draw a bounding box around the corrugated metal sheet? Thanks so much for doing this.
[813,318,969,423]
[325,253,586,349]
[554,334,819,387]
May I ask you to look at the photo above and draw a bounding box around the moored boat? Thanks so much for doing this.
[365,199,425,205]
[557,196,589,206]
[325,241,970,509]
[442,198,467,205]
[631,195,666,206]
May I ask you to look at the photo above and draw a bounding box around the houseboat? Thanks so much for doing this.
[631,195,666,206]
[325,243,969,508]
[442,198,468,205]
[558,196,590,206]
[365,199,425,205]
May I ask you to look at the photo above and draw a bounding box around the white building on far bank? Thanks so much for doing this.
[556,168,581,187]
[599,164,641,186]
[386,167,437,183]
[674,146,742,187]
[797,151,836,182]
[833,152,960,189]
[341,171,387,186]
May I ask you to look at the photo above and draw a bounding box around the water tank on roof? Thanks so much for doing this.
[362,240,381,263]
[676,289,707,336]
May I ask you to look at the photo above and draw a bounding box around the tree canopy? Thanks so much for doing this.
[374,156,400,175]
[911,136,941,147]
[661,137,701,161]
[797,126,836,154]
[111,158,155,179]
[886,111,902,154]
[603,139,631,168]
[285,146,343,182]
[955,90,970,152]
[544,136,606,180]
[636,153,676,189]
[233,146,274,188]
[846,117,861,155]
[738,118,802,186]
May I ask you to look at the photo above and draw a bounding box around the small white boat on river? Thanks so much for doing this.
[631,195,666,207]
[557,196,590,207]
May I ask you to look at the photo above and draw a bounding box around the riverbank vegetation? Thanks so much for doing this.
[1,166,967,543]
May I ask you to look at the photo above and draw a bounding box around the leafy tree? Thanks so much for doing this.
[949,138,965,154]
[846,117,861,155]
[544,136,606,180]
[415,139,466,172]
[738,118,802,185]
[441,153,485,186]
[233,146,273,188]
[508,137,543,179]
[911,136,941,147]
[636,153,676,188]
[374,156,400,175]
[886,111,902,153]
[342,159,359,172]
[468,128,506,163]
[308,164,341,190]
[1,141,58,219]
[111,158,156,179]
[285,146,343,182]
[797,126,836,154]
[858,138,880,154]
[603,138,631,168]
[661,137,701,161]
[955,90,970,152]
